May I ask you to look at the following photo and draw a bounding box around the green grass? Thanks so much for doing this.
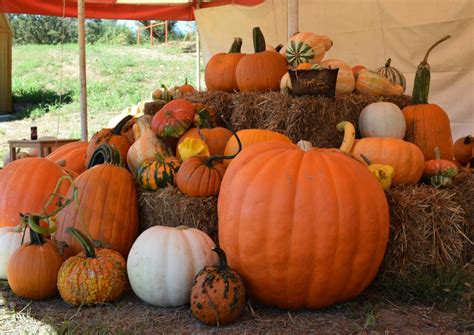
[0,42,200,165]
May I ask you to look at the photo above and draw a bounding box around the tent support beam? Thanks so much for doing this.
[288,0,299,39]
[195,1,201,90]
[78,0,88,141]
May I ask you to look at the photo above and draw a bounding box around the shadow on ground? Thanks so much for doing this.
[11,88,73,120]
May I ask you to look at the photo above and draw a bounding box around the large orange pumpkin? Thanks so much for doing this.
[205,38,245,92]
[235,27,288,92]
[55,145,139,258]
[223,129,293,166]
[218,140,389,309]
[178,127,233,158]
[402,36,454,161]
[0,158,70,227]
[46,141,88,175]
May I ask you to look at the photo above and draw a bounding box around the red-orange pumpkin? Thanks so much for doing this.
[205,38,245,92]
[46,141,88,175]
[235,27,288,92]
[454,135,473,167]
[218,140,389,309]
[151,99,195,138]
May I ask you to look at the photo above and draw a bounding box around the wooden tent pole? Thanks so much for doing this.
[78,0,88,141]
[288,0,299,39]
[195,2,201,90]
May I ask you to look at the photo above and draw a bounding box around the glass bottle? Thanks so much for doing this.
[30,118,38,140]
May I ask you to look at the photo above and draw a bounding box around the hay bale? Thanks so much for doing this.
[184,91,412,148]
[138,187,218,242]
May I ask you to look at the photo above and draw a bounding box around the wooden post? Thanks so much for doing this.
[150,26,153,46]
[137,27,141,46]
[288,0,299,39]
[78,0,88,141]
[195,2,201,90]
[165,20,168,45]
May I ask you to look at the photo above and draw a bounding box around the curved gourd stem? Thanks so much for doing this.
[66,227,96,258]
[253,27,266,53]
[385,58,391,67]
[229,38,243,53]
[112,115,133,135]
[336,121,356,153]
[205,116,242,166]
[421,35,451,64]
[212,246,228,272]
[463,135,472,145]
[21,214,47,245]
[87,144,123,168]
[360,154,372,165]
[434,146,441,160]
[274,44,284,53]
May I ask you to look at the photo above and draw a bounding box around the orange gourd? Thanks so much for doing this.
[355,69,404,96]
[218,140,389,309]
[236,27,288,92]
[56,145,139,258]
[454,135,473,166]
[205,38,245,92]
[46,141,88,175]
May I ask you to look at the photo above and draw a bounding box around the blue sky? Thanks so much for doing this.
[118,20,195,33]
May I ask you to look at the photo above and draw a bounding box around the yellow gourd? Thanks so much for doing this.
[177,137,210,162]
[361,154,395,190]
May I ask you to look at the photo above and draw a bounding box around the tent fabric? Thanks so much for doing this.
[0,0,264,20]
[195,0,474,140]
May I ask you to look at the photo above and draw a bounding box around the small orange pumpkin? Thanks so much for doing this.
[423,147,458,187]
[191,247,246,325]
[454,135,473,166]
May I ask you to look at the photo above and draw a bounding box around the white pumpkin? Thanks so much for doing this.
[359,102,406,138]
[0,226,30,279]
[320,59,355,95]
[127,225,218,307]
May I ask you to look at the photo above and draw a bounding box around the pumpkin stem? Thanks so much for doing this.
[253,27,266,53]
[421,35,451,64]
[434,146,441,160]
[360,154,372,165]
[205,115,242,166]
[112,115,133,135]
[176,225,189,230]
[66,227,96,258]
[87,144,123,168]
[384,58,392,67]
[21,214,47,245]
[212,246,228,272]
[336,121,356,153]
[274,44,284,53]
[297,140,313,151]
[229,38,243,53]
[464,135,473,145]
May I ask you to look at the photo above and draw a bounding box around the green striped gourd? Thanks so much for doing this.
[284,32,332,66]
[375,58,406,92]
[137,156,181,191]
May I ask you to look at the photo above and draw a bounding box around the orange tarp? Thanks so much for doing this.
[0,0,264,20]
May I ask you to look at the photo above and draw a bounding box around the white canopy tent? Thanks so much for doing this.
[195,0,474,140]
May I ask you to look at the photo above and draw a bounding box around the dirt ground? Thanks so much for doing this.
[0,281,472,334]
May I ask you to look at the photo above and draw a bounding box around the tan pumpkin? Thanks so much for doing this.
[355,69,404,96]
[127,115,171,174]
[321,59,355,95]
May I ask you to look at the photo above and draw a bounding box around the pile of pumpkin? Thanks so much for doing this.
[205,27,406,97]
[0,28,473,327]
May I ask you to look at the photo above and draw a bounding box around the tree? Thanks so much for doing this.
[9,14,77,44]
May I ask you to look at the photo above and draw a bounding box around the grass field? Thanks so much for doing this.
[0,42,199,166]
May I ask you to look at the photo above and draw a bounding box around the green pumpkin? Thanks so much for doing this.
[137,155,181,190]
